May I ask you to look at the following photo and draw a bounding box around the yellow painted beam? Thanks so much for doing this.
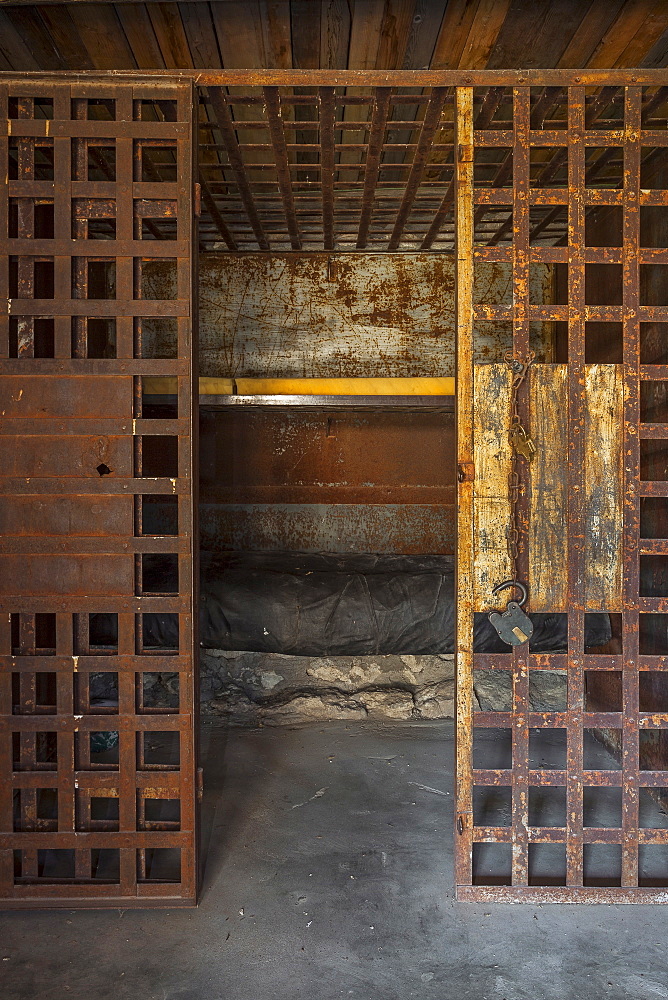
[142,376,455,396]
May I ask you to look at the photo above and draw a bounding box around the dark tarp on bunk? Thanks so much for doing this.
[124,552,613,656]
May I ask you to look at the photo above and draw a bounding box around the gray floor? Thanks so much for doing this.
[2,719,668,1000]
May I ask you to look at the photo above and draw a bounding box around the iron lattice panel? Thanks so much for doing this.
[0,81,198,906]
[456,83,668,902]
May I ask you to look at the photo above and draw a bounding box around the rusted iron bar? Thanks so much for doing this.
[198,175,237,250]
[356,88,392,250]
[387,88,447,251]
[263,87,301,251]
[206,87,270,251]
[318,88,336,252]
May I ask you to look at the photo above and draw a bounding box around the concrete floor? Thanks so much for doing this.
[2,719,668,1000]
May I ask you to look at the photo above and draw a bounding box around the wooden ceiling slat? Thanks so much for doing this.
[557,0,626,68]
[485,0,586,71]
[120,3,167,68]
[260,0,293,69]
[348,0,385,69]
[4,6,67,70]
[401,0,448,71]
[291,1,322,69]
[67,4,137,69]
[147,2,194,68]
[34,5,95,71]
[263,86,301,249]
[0,10,41,70]
[459,0,510,70]
[587,0,662,69]
[212,1,264,68]
[178,2,221,67]
[612,1,668,68]
[431,0,481,71]
[376,0,417,71]
[356,86,392,248]
[320,0,351,70]
[640,28,668,68]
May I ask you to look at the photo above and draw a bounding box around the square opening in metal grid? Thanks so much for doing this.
[528,844,567,886]
[472,843,512,886]
[640,731,668,771]
[12,732,58,770]
[530,147,567,187]
[141,731,180,769]
[473,728,512,771]
[139,847,181,883]
[583,786,622,828]
[585,264,622,305]
[139,435,179,478]
[140,672,179,712]
[583,844,622,888]
[12,672,57,714]
[140,495,179,536]
[139,144,177,182]
[135,317,178,359]
[85,795,119,832]
[139,554,179,596]
[639,788,668,828]
[473,786,511,827]
[13,788,58,831]
[639,614,668,654]
[138,258,178,300]
[528,786,566,827]
[86,672,119,714]
[140,797,181,830]
[583,730,622,771]
[529,728,567,771]
[585,671,622,712]
[585,206,622,247]
[140,613,179,653]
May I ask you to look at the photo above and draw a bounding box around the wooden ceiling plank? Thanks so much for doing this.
[458,0,510,70]
[212,1,264,68]
[120,3,166,68]
[640,27,668,67]
[377,0,417,71]
[613,1,668,67]
[260,1,293,69]
[4,7,67,69]
[431,0,480,71]
[179,2,222,67]
[486,0,589,71]
[34,5,95,71]
[0,10,41,70]
[147,2,194,68]
[291,1,322,69]
[402,0,448,70]
[320,0,351,70]
[67,4,137,69]
[587,0,660,69]
[348,0,386,69]
[557,0,625,67]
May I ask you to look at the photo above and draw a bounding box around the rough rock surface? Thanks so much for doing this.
[200,650,455,725]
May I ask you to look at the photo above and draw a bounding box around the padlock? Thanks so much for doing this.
[488,580,533,646]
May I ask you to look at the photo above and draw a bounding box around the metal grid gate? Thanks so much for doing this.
[0,78,198,907]
[456,79,668,902]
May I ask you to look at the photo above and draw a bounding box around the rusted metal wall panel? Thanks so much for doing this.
[200,503,456,555]
[0,80,198,908]
[141,253,552,379]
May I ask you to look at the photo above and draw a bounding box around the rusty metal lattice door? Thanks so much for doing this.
[0,79,199,906]
[456,80,668,902]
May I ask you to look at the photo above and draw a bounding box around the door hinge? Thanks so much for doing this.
[197,766,204,802]
[194,182,201,217]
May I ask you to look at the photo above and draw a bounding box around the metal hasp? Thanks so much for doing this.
[0,78,199,906]
[456,77,668,903]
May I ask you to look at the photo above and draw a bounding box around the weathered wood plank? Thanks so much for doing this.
[529,363,568,611]
[473,363,512,610]
[584,363,625,610]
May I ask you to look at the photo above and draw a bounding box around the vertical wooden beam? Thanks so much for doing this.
[454,85,474,896]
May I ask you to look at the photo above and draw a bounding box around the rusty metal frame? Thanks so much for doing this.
[456,80,668,903]
[0,77,199,907]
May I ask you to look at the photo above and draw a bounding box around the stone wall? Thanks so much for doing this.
[200,650,454,725]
